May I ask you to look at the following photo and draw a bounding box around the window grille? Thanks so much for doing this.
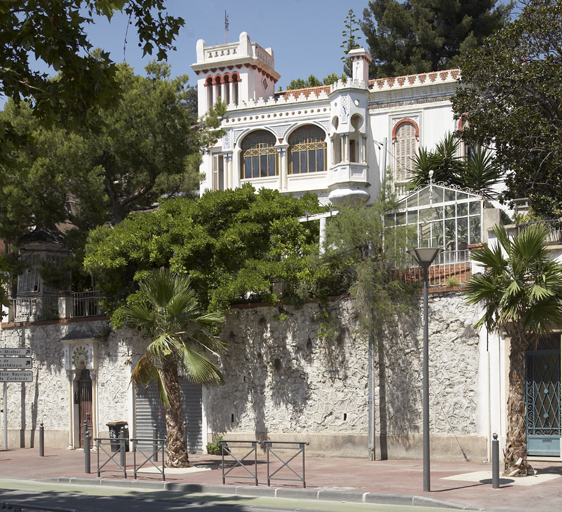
[240,131,278,179]
[288,125,327,174]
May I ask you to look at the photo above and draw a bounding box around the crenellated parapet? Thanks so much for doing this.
[369,69,460,91]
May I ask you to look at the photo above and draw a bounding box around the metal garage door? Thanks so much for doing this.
[134,379,203,453]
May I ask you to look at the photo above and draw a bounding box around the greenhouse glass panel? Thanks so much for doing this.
[431,187,444,203]
[469,201,481,215]
[457,203,468,217]
[470,216,481,244]
[396,212,406,225]
[445,219,456,251]
[408,211,418,225]
[445,189,456,202]
[419,188,430,206]
[445,205,455,218]
[407,194,418,208]
[457,192,468,200]
[458,217,469,247]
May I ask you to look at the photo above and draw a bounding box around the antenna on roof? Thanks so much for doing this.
[225,11,229,44]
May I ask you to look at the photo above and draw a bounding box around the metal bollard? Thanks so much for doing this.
[153,424,158,462]
[83,421,87,444]
[492,433,500,489]
[84,430,91,474]
[39,423,44,457]
[119,428,126,469]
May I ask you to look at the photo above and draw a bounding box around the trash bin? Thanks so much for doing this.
[107,421,129,452]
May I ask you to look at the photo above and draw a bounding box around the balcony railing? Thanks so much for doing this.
[6,291,105,323]
[405,250,472,288]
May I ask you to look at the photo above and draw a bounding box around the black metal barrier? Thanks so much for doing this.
[94,437,127,478]
[263,441,308,488]
[0,503,76,512]
[219,439,308,488]
[131,437,167,481]
[220,440,259,486]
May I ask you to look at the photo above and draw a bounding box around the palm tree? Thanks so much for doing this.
[464,224,562,475]
[120,269,226,468]
[410,133,503,197]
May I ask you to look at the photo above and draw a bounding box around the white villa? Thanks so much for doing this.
[0,32,560,466]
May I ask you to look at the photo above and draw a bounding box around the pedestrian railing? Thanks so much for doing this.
[0,502,76,512]
[263,440,308,488]
[94,437,127,478]
[131,437,167,481]
[220,440,259,486]
[219,439,308,488]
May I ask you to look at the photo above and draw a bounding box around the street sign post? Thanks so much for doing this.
[0,371,33,383]
[0,348,31,357]
[1,348,33,450]
[0,357,32,369]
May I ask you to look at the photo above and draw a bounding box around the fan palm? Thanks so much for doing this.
[464,224,562,475]
[121,269,226,467]
[463,146,503,199]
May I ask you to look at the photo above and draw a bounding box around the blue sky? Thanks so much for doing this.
[84,0,370,90]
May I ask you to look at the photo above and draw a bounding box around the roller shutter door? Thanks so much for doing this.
[134,379,203,453]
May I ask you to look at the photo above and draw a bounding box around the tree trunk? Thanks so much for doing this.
[504,332,532,476]
[163,358,190,468]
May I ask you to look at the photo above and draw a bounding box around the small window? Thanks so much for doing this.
[288,125,327,174]
[212,154,225,191]
[394,121,418,182]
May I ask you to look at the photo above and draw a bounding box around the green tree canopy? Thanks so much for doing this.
[362,0,512,78]
[286,73,346,90]
[0,0,184,127]
[84,185,325,315]
[341,8,362,77]
[0,62,222,243]
[453,0,562,219]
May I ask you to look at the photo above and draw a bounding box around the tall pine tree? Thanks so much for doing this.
[362,0,513,78]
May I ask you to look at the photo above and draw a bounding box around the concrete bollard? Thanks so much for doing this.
[39,423,44,457]
[492,433,500,489]
[84,430,91,474]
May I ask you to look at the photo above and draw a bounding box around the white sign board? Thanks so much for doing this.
[0,357,32,369]
[0,348,31,356]
[0,371,33,382]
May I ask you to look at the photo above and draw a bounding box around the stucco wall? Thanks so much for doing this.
[0,291,487,460]
[206,292,486,460]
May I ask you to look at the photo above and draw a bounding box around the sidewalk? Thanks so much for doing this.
[0,447,561,512]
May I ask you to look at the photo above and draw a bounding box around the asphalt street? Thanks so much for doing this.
[0,480,474,512]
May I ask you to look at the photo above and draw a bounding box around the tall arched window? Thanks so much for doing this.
[288,125,327,174]
[240,130,278,179]
[393,120,418,182]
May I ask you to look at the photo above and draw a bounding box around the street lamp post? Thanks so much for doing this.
[407,247,442,492]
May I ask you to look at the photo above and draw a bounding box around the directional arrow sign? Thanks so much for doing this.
[0,348,31,357]
[0,371,33,382]
[0,357,32,369]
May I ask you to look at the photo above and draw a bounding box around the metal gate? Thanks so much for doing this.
[78,369,93,448]
[526,348,561,456]
[134,379,203,453]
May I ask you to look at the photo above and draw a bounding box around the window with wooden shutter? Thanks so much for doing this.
[394,121,417,182]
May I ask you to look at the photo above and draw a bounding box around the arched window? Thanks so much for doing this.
[240,130,277,179]
[393,120,418,182]
[288,125,327,174]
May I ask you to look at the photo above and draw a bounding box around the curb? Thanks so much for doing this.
[38,477,474,509]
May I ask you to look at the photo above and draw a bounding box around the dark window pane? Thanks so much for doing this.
[292,152,300,174]
[300,151,307,173]
[317,150,324,171]
[260,154,267,177]
[252,155,259,178]
[268,154,276,176]
[309,150,316,172]
[244,157,252,179]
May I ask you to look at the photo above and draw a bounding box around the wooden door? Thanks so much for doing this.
[78,369,93,448]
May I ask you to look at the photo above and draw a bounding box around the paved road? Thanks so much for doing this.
[0,480,477,512]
